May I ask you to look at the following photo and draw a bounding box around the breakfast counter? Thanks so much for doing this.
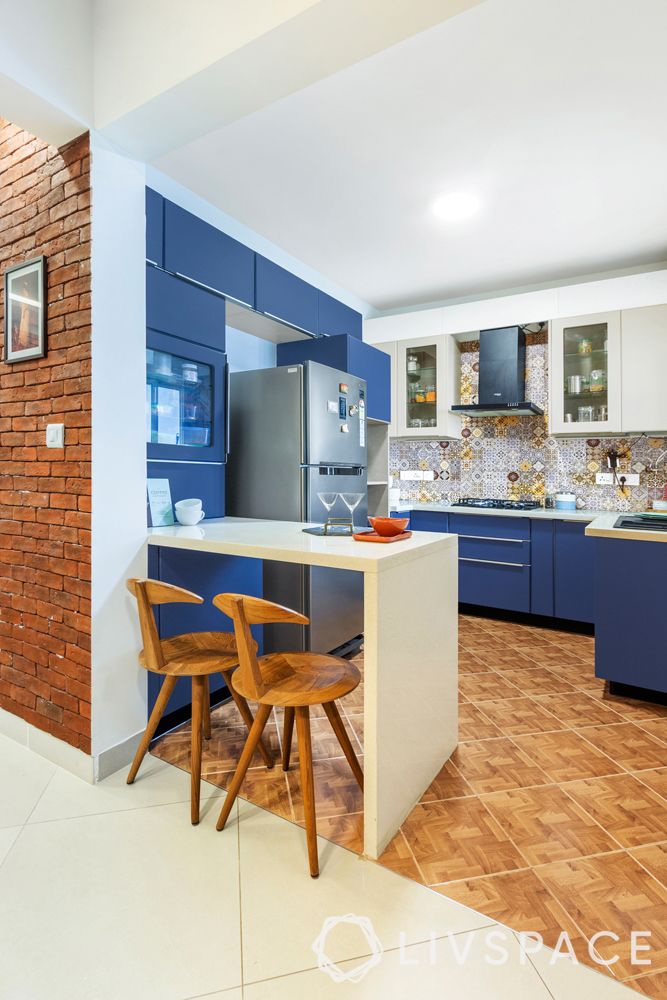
[585,510,667,542]
[149,517,459,858]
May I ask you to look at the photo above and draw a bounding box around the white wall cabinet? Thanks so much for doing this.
[395,335,461,439]
[549,312,622,435]
[620,305,667,433]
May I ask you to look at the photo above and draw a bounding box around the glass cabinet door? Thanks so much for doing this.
[550,312,621,434]
[396,340,440,436]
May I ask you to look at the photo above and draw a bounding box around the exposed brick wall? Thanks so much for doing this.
[0,120,91,753]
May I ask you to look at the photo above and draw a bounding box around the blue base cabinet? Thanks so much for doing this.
[554,521,595,624]
[594,537,666,693]
[277,334,391,423]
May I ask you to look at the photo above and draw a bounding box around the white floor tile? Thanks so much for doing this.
[29,755,222,824]
[529,944,641,999]
[244,930,553,998]
[0,802,242,1000]
[236,801,493,984]
[183,991,242,1000]
[0,826,21,866]
[0,734,55,827]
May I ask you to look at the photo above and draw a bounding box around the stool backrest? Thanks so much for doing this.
[126,578,203,672]
[213,594,309,699]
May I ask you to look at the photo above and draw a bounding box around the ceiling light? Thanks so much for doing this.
[432,192,480,223]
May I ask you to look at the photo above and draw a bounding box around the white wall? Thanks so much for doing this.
[226,327,276,372]
[90,136,148,759]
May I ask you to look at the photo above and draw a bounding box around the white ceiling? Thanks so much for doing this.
[154,0,667,311]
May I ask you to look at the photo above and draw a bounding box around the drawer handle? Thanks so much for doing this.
[263,310,315,337]
[457,534,526,544]
[460,557,530,568]
[175,271,253,310]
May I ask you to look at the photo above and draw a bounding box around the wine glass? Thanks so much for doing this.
[339,492,364,526]
[317,492,339,517]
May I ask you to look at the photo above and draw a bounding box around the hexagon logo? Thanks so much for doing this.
[312,913,384,983]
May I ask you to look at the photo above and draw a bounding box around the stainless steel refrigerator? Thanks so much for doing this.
[226,361,367,654]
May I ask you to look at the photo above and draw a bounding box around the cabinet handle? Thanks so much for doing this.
[263,310,315,338]
[457,534,526,544]
[175,271,253,310]
[460,557,530,568]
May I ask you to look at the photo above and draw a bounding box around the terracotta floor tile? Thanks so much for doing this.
[511,731,623,783]
[288,756,363,821]
[480,785,619,866]
[378,829,425,883]
[401,797,525,884]
[636,718,667,745]
[563,773,667,849]
[525,648,589,666]
[343,713,364,751]
[215,766,294,821]
[283,714,359,763]
[536,852,667,979]
[597,696,667,724]
[500,666,577,695]
[308,812,364,853]
[472,696,566,737]
[633,768,667,802]
[577,723,667,773]
[471,650,540,670]
[434,868,586,953]
[452,737,550,793]
[624,971,667,997]
[459,671,523,702]
[630,843,667,890]
[533,691,626,728]
[459,703,503,741]
[420,759,475,802]
[508,635,559,650]
[460,637,508,652]
[543,660,599,689]
[459,654,488,674]
[203,723,281,774]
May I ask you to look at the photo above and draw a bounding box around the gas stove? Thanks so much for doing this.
[452,498,542,511]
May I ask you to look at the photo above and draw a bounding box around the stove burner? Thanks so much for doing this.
[452,498,542,511]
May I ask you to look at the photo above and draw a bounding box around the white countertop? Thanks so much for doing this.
[393,502,601,522]
[148,516,456,572]
[585,511,667,543]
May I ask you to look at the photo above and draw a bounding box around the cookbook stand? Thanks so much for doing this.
[303,517,370,537]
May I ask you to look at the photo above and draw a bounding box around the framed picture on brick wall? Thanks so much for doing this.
[3,255,47,363]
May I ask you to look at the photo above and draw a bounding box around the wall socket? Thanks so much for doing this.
[400,470,436,481]
[595,472,640,486]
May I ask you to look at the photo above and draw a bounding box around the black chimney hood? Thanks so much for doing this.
[451,326,544,418]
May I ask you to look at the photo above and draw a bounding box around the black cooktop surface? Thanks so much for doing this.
[452,498,542,511]
[615,514,667,532]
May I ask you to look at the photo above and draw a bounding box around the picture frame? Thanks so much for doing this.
[3,255,47,363]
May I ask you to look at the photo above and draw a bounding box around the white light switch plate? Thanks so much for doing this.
[400,470,436,481]
[596,472,639,486]
[45,423,64,448]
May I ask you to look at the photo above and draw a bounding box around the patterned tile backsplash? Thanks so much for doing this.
[390,334,667,511]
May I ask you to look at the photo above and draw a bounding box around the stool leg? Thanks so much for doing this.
[191,676,205,825]
[296,707,319,878]
[202,677,211,740]
[323,701,364,791]
[282,707,295,771]
[221,670,274,769]
[127,674,177,784]
[216,703,273,832]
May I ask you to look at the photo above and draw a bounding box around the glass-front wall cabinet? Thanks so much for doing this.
[395,335,461,438]
[549,311,621,435]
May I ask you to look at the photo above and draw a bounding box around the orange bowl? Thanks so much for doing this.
[368,516,409,537]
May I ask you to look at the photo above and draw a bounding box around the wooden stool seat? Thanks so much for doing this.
[126,579,273,824]
[233,651,360,707]
[140,631,254,676]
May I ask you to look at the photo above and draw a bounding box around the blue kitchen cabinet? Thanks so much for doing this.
[164,201,255,307]
[554,520,595,624]
[531,520,555,617]
[146,187,164,267]
[318,291,363,339]
[147,266,226,351]
[449,514,531,612]
[594,537,666,694]
[277,334,390,423]
[148,460,225,520]
[408,510,449,533]
[255,255,318,336]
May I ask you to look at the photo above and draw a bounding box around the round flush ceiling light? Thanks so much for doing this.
[432,191,481,223]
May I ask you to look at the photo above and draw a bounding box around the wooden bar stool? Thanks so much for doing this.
[126,579,274,824]
[212,593,364,877]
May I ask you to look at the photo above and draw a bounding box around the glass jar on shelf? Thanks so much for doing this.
[407,354,420,375]
[426,384,437,402]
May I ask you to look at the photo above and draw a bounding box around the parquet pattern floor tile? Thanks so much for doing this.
[151,614,667,995]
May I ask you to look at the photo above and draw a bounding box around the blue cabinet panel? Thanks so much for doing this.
[146,188,164,267]
[594,537,667,693]
[148,548,263,715]
[147,266,226,351]
[148,460,225,520]
[409,510,449,533]
[459,559,531,612]
[554,520,595,623]
[531,520,555,617]
[448,514,530,540]
[164,201,255,307]
[458,534,530,565]
[277,334,391,423]
[318,291,362,339]
[255,255,318,336]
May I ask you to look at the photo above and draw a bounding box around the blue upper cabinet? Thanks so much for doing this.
[164,201,255,307]
[276,334,390,423]
[146,188,164,267]
[318,291,362,339]
[255,255,318,336]
[554,520,595,623]
[147,266,226,351]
